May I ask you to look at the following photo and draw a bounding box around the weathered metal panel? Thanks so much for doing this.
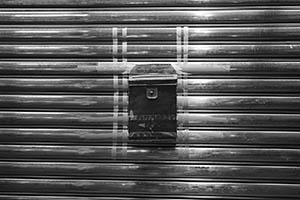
[0,1,299,199]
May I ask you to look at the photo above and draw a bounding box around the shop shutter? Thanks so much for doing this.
[0,0,300,199]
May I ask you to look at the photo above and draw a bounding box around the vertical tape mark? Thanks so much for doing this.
[183,26,189,63]
[176,27,182,63]
[122,27,128,62]
[177,26,188,156]
[112,27,128,159]
[119,60,128,158]
[112,27,118,62]
[182,20,189,156]
[177,27,190,160]
[122,91,128,159]
[183,72,189,160]
[121,28,127,158]
[112,75,119,159]
[179,129,189,160]
[122,77,128,157]
[176,26,189,159]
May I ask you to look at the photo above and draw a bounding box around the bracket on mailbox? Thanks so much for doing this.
[128,64,177,145]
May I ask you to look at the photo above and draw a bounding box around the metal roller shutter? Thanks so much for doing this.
[0,1,300,199]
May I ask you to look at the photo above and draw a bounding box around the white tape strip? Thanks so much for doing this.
[122,91,128,156]
[176,27,182,63]
[121,123,128,159]
[112,26,129,159]
[112,27,118,62]
[121,76,128,158]
[116,112,127,159]
[179,143,189,160]
[184,129,190,160]
[178,72,189,160]
[122,27,128,62]
[77,63,97,72]
[182,73,189,132]
[112,75,119,159]
[183,26,189,63]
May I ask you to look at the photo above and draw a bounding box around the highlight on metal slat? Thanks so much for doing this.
[0,111,127,126]
[178,62,300,75]
[2,95,300,110]
[178,96,300,110]
[1,0,300,7]
[1,61,300,75]
[2,44,300,58]
[0,128,128,144]
[0,8,300,24]
[180,78,300,93]
[176,130,300,145]
[1,112,300,127]
[0,95,128,110]
[2,78,300,93]
[0,128,300,145]
[1,145,300,162]
[0,178,300,197]
[2,26,300,41]
[0,196,295,200]
[1,161,300,180]
[178,113,300,127]
[0,61,132,75]
[0,78,128,92]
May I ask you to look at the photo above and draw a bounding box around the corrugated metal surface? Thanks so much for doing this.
[0,0,300,199]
